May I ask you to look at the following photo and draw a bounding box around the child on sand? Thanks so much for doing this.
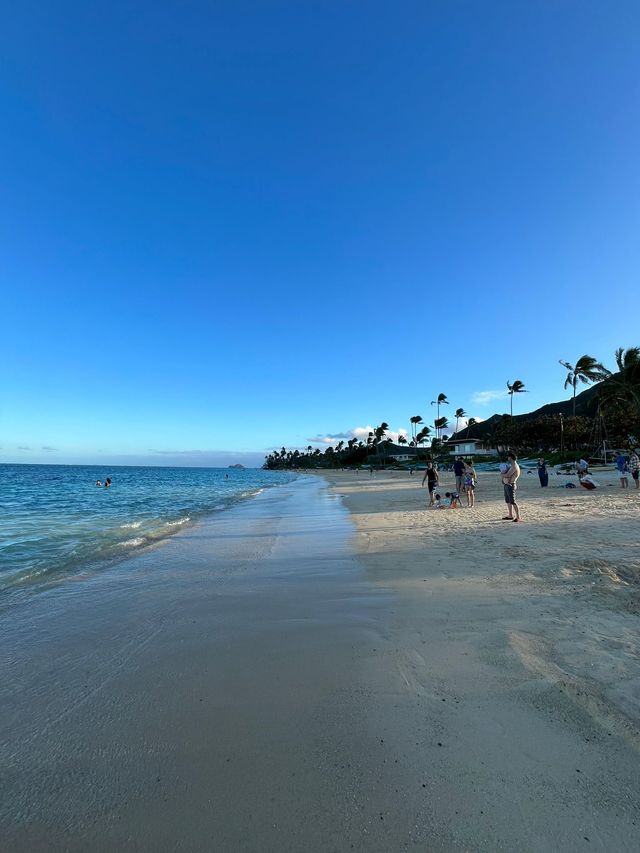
[445,491,461,508]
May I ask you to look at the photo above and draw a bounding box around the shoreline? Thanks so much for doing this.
[0,468,295,605]
[1,476,395,852]
[2,471,639,850]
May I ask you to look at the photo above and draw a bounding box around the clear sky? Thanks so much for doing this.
[2,1,639,467]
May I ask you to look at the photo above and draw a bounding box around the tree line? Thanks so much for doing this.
[264,348,640,469]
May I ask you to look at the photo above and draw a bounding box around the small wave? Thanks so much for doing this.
[120,537,145,547]
[120,521,143,529]
[241,489,263,498]
[164,517,190,527]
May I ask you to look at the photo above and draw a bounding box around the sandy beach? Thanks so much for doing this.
[319,467,640,849]
[2,471,639,851]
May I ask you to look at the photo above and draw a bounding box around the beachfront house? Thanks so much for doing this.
[366,442,425,464]
[446,437,494,457]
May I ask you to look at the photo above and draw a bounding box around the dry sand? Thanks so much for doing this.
[2,470,639,852]
[317,466,640,849]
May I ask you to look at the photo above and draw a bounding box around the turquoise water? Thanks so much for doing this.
[0,464,297,594]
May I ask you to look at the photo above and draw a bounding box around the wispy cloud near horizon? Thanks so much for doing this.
[471,390,508,406]
[306,425,409,446]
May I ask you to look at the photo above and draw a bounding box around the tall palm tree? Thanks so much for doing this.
[415,426,431,460]
[506,379,527,417]
[373,423,389,464]
[454,407,466,433]
[599,347,640,414]
[431,394,448,436]
[434,416,449,441]
[559,356,610,417]
[409,415,423,448]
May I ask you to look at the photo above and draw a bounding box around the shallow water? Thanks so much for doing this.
[0,464,296,596]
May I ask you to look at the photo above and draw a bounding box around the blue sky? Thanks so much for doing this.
[2,1,639,466]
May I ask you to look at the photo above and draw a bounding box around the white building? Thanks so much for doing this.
[447,438,494,456]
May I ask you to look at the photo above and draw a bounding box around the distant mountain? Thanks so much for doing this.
[228,464,245,469]
[456,380,607,441]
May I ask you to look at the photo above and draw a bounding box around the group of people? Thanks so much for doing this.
[418,445,640,520]
[95,478,112,488]
[421,456,478,509]
[615,450,640,489]
[422,453,522,521]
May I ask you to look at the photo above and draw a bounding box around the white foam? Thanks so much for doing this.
[120,521,143,529]
[120,537,145,547]
[164,517,190,527]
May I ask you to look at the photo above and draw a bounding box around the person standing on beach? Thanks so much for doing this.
[630,449,640,489]
[453,456,465,494]
[501,452,521,522]
[537,458,548,487]
[422,462,439,506]
[464,461,476,507]
[615,452,628,489]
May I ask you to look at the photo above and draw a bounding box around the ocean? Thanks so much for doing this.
[0,464,297,597]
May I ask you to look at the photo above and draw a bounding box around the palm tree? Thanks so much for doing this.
[431,394,448,436]
[409,415,423,448]
[415,426,431,459]
[454,408,466,433]
[397,434,407,446]
[599,347,640,414]
[373,423,389,464]
[506,379,527,417]
[434,416,449,440]
[467,417,477,438]
[559,356,610,418]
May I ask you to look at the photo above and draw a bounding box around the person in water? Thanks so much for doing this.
[96,480,102,486]
[104,478,112,488]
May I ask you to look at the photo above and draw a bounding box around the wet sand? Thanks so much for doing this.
[2,472,639,851]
